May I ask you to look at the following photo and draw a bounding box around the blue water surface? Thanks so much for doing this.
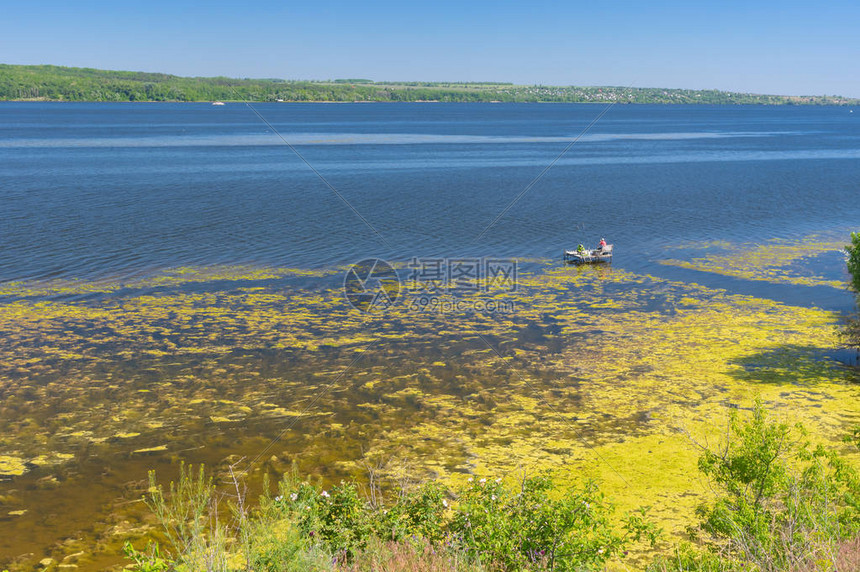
[1,102,858,307]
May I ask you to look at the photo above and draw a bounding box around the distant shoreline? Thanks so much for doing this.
[3,99,857,107]
[2,64,858,105]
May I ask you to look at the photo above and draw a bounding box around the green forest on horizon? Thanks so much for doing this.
[1,64,858,105]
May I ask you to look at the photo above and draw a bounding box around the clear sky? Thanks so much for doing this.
[2,0,858,97]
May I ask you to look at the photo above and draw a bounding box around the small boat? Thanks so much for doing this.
[212,101,226,106]
[564,244,613,264]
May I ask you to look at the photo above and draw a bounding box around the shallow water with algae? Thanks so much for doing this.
[1,103,860,569]
[1,257,858,569]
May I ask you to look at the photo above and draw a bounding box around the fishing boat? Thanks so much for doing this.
[564,244,613,264]
[212,101,226,106]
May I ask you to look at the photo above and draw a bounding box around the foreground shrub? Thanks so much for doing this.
[276,479,371,556]
[651,400,860,572]
[451,475,658,571]
[377,481,449,543]
[847,232,860,293]
[844,232,860,350]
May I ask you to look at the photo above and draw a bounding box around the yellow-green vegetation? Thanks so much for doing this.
[660,234,849,289]
[0,264,337,299]
[0,455,26,478]
[1,239,858,569]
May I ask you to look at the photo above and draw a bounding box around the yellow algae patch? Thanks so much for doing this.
[132,445,168,454]
[659,234,848,288]
[262,409,313,418]
[0,455,27,476]
[0,264,339,298]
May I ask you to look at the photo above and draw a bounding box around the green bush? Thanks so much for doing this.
[846,232,860,350]
[652,400,860,572]
[450,474,658,571]
[273,477,372,556]
[848,232,860,293]
[377,481,449,543]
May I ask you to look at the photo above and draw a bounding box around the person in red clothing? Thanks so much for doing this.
[598,238,607,249]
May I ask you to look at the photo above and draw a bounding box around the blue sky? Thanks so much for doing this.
[1,0,858,96]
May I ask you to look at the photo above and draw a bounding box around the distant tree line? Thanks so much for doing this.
[1,64,857,105]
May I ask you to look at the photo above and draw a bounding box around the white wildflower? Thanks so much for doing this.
[321,490,330,498]
[479,478,486,484]
[290,492,298,501]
